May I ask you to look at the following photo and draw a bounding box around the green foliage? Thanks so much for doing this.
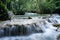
[0,0,10,21]
[38,0,56,14]
[1,0,60,14]
[38,0,60,14]
[0,0,60,20]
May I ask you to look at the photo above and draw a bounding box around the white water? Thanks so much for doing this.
[0,12,60,40]
[0,28,59,40]
[46,14,60,24]
[0,19,60,40]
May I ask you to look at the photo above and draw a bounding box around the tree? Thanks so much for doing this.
[0,0,9,20]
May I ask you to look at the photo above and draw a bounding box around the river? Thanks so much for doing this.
[0,12,60,40]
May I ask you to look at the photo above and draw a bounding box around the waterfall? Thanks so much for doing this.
[8,11,15,20]
[0,14,60,40]
[8,11,15,25]
[0,19,47,37]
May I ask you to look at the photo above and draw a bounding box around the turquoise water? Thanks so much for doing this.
[56,16,60,19]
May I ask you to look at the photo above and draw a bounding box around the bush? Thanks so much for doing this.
[0,5,9,21]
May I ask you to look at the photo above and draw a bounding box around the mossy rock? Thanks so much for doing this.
[53,24,60,27]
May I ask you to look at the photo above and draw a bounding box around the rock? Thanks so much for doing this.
[28,17,32,19]
[56,34,60,40]
[0,29,4,37]
[53,24,60,27]
[3,27,10,36]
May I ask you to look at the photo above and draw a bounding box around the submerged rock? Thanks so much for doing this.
[56,34,60,40]
[28,17,32,19]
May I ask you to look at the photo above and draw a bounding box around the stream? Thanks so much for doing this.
[0,12,60,40]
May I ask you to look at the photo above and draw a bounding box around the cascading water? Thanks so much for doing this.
[0,13,60,40]
[46,14,60,24]
[0,18,60,40]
